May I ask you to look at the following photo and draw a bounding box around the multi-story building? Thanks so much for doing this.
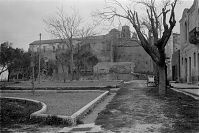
[179,0,199,83]
[29,25,154,80]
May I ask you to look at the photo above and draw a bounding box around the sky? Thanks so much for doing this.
[0,0,194,51]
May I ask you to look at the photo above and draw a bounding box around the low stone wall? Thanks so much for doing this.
[1,97,46,120]
[71,91,109,125]
[2,91,110,126]
[168,88,199,100]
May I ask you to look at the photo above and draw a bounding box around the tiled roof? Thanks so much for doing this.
[29,38,82,45]
[29,39,65,45]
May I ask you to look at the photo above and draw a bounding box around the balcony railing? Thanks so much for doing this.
[189,27,199,44]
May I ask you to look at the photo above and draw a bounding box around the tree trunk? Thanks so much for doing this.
[7,71,10,82]
[61,64,66,83]
[70,49,74,81]
[158,64,167,95]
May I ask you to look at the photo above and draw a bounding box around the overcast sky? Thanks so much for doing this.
[0,0,194,51]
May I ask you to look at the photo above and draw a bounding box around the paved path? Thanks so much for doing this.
[170,82,199,89]
[170,83,199,98]
[95,80,199,133]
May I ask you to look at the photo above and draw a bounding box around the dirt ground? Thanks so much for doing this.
[95,80,199,133]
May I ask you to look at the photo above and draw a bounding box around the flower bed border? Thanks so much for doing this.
[1,90,109,125]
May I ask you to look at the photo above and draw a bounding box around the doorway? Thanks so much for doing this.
[198,53,199,81]
[185,58,187,82]
[189,57,191,82]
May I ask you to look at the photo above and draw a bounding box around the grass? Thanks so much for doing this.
[2,80,121,90]
[1,91,103,116]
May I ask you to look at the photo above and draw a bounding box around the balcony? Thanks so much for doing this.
[189,27,199,44]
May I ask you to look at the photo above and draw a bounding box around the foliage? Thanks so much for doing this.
[44,115,73,126]
[31,52,46,80]
[74,49,98,73]
[0,42,31,80]
[47,60,57,76]
[44,8,97,80]
[0,42,15,75]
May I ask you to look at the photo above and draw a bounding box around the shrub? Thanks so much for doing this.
[44,115,73,126]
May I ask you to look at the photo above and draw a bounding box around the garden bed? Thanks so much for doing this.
[1,91,103,116]
[0,98,42,126]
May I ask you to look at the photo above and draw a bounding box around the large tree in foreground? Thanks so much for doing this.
[97,0,177,95]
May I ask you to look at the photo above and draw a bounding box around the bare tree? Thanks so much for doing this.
[96,0,178,95]
[44,8,82,80]
[44,8,97,80]
[55,50,70,82]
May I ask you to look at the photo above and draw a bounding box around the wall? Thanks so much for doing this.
[172,50,180,81]
[115,39,153,73]
[179,0,199,83]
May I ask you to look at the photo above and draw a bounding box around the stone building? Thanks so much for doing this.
[179,0,199,83]
[29,25,154,80]
[165,33,181,80]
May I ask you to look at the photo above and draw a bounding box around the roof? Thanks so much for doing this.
[29,35,107,46]
[29,38,82,45]
[94,62,135,68]
[94,62,135,73]
[29,39,64,45]
[179,0,198,22]
[179,8,189,23]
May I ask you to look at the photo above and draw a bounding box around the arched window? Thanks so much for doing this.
[185,22,187,42]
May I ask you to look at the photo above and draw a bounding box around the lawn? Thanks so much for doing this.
[0,91,103,116]
[3,80,121,89]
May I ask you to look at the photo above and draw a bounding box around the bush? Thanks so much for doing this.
[44,115,73,126]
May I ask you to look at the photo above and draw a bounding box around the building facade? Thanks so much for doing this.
[29,26,154,80]
[179,0,199,83]
[165,33,181,80]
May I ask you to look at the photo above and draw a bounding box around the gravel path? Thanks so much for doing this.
[95,80,199,133]
[82,93,116,124]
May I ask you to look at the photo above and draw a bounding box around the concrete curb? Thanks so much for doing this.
[2,86,115,90]
[169,88,199,100]
[71,91,109,125]
[0,96,47,115]
[1,90,110,125]
[1,90,106,93]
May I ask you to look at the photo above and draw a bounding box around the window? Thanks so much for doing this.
[194,53,196,67]
[185,22,187,42]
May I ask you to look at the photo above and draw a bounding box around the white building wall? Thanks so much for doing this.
[180,0,199,83]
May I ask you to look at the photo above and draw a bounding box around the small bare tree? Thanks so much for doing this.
[96,0,178,95]
[44,8,82,80]
[55,50,70,82]
[44,8,97,80]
